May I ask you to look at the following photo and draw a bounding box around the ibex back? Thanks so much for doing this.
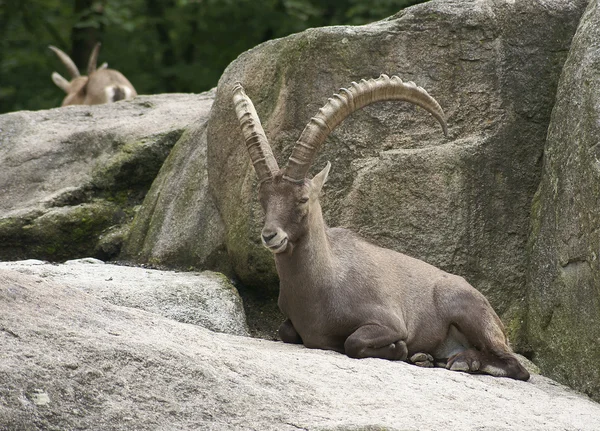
[49,43,136,106]
[232,74,529,381]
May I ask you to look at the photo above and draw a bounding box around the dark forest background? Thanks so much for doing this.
[0,0,426,114]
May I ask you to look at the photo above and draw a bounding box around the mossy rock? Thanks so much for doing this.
[0,201,122,261]
[119,90,230,273]
[526,0,600,402]
[0,93,213,263]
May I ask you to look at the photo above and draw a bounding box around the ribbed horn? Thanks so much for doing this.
[232,83,280,183]
[48,45,80,78]
[284,74,448,182]
[87,42,101,75]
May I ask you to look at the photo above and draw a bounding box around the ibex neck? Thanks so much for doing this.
[275,203,334,283]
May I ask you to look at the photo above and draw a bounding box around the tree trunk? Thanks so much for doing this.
[146,0,176,92]
[71,0,104,72]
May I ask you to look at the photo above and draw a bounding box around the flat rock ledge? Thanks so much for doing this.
[0,259,248,337]
[1,269,599,430]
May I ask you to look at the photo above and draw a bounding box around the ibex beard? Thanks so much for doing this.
[233,74,529,381]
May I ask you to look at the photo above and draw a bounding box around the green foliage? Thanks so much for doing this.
[0,0,73,111]
[0,0,427,113]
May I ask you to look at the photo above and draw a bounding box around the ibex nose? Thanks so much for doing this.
[262,231,277,243]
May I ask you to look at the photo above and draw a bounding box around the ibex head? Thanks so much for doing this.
[49,43,136,106]
[255,163,331,254]
[233,74,448,254]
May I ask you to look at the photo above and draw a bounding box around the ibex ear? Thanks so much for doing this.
[51,72,70,92]
[311,161,331,193]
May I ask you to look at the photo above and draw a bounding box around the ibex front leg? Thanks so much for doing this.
[344,324,408,360]
[279,318,303,344]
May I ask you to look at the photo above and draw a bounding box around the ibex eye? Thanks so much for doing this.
[299,197,309,204]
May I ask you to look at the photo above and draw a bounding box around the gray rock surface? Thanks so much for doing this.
[1,269,599,431]
[526,0,600,402]
[0,92,214,262]
[206,0,588,347]
[119,104,229,273]
[0,258,248,336]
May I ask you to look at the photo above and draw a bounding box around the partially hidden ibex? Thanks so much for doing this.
[49,43,137,106]
[233,74,529,381]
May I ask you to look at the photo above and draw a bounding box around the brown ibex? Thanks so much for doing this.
[232,74,529,381]
[49,43,137,106]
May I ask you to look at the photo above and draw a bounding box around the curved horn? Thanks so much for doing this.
[232,83,280,183]
[48,45,80,78]
[87,42,101,75]
[284,74,448,182]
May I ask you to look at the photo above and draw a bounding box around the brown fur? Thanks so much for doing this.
[234,79,529,381]
[259,171,529,380]
[49,44,136,107]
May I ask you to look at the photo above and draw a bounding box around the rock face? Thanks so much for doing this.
[206,0,587,345]
[0,92,214,262]
[2,269,600,431]
[0,258,248,336]
[526,0,600,402]
[119,90,229,273]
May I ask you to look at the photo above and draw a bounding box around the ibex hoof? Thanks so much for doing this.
[447,350,481,373]
[409,352,435,368]
[387,342,408,361]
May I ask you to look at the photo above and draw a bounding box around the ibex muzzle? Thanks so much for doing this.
[233,74,529,381]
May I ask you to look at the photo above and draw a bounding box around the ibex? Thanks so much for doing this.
[49,43,137,106]
[232,74,529,381]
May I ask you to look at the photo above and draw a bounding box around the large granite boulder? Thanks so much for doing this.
[206,0,587,345]
[526,0,600,402]
[2,269,600,430]
[0,92,214,262]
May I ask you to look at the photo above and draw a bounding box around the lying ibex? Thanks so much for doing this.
[49,43,137,106]
[233,74,529,381]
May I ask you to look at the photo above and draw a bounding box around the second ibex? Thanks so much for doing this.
[49,43,137,107]
[233,74,529,381]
